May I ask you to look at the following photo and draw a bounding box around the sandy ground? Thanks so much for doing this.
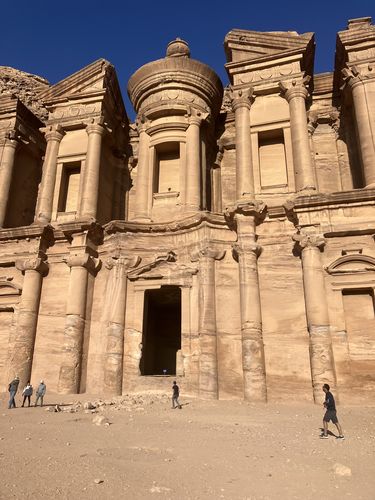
[0,391,374,500]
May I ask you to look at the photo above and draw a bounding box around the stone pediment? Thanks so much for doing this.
[127,251,198,281]
[0,276,22,298]
[326,254,375,275]
[225,30,314,66]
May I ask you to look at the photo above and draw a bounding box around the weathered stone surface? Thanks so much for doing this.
[1,18,375,405]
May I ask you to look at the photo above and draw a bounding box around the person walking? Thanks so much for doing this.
[172,380,182,409]
[8,376,20,409]
[21,381,33,407]
[320,383,344,440]
[35,380,46,407]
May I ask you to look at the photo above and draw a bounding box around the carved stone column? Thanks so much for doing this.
[191,245,225,399]
[185,111,203,211]
[0,130,19,227]
[280,80,316,192]
[58,253,100,394]
[35,124,65,224]
[79,118,106,219]
[12,256,48,387]
[233,203,267,401]
[343,69,375,188]
[134,118,151,221]
[103,255,140,395]
[293,232,337,402]
[211,148,223,213]
[230,87,254,200]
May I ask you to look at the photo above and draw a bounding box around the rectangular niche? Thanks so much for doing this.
[154,142,180,194]
[342,288,375,360]
[258,129,288,190]
[58,161,81,213]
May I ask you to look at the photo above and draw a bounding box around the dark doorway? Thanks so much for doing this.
[140,286,181,376]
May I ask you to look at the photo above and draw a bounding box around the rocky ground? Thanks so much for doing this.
[0,392,374,500]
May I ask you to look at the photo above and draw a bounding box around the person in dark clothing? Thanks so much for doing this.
[320,384,344,440]
[172,381,181,409]
[8,376,20,409]
[21,381,33,407]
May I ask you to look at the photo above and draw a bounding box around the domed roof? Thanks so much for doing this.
[0,66,49,121]
[128,40,223,117]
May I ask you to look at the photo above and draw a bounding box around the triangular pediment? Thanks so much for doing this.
[38,58,127,121]
[225,29,314,65]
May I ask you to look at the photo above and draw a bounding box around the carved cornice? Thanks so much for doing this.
[104,212,228,236]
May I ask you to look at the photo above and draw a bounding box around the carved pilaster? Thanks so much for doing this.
[185,108,207,212]
[133,115,151,221]
[58,251,100,394]
[279,78,316,192]
[293,232,336,402]
[342,66,375,187]
[35,124,65,224]
[0,130,20,227]
[191,245,225,399]
[103,254,141,395]
[229,86,255,200]
[10,255,49,388]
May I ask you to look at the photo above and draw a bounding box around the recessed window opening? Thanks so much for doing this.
[140,286,181,376]
[58,161,81,212]
[258,129,287,189]
[154,142,180,194]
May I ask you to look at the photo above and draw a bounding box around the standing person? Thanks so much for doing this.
[8,376,20,409]
[172,380,182,409]
[35,380,46,407]
[21,381,33,407]
[320,384,344,440]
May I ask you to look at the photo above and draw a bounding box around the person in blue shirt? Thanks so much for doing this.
[320,384,344,440]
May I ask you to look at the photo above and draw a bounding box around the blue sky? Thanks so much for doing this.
[1,0,374,119]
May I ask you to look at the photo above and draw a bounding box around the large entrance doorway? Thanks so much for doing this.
[140,286,181,376]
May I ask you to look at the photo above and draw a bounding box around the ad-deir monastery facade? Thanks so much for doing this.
[1,17,375,403]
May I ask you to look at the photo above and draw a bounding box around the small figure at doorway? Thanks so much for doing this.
[163,369,167,376]
[320,384,344,440]
[172,381,182,409]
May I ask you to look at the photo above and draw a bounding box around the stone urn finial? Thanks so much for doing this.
[166,38,190,58]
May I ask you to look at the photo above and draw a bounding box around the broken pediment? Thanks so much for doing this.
[0,276,22,298]
[326,254,375,275]
[127,251,198,281]
[38,59,127,123]
[225,29,314,65]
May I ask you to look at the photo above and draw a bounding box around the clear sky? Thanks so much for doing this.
[1,0,374,119]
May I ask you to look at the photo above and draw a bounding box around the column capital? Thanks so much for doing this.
[293,232,325,251]
[185,107,209,127]
[86,117,106,136]
[0,129,20,148]
[135,114,151,134]
[279,77,310,102]
[233,242,262,258]
[16,256,49,276]
[191,245,225,262]
[226,200,267,223]
[342,65,375,91]
[41,124,65,142]
[229,86,254,111]
[64,253,101,273]
[105,255,141,271]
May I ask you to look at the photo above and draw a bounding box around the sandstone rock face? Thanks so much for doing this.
[0,66,49,120]
[1,18,375,405]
